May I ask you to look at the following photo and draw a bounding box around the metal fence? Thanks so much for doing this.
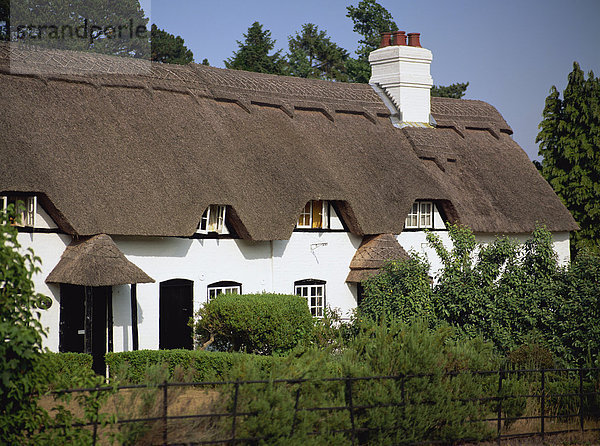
[47,367,600,445]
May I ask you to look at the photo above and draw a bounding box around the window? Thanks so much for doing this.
[207,281,242,301]
[404,201,432,229]
[294,279,326,317]
[297,200,329,229]
[198,205,227,234]
[1,194,36,227]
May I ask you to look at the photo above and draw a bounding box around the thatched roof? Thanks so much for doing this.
[0,43,577,240]
[346,234,409,282]
[46,234,154,286]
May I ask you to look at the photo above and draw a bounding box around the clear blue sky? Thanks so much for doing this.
[143,0,600,161]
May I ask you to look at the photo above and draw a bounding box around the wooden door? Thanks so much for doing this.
[159,279,193,350]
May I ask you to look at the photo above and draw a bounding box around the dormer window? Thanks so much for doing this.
[297,200,329,229]
[1,195,36,227]
[404,201,432,229]
[198,205,227,234]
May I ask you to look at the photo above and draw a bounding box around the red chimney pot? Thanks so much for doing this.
[392,31,406,46]
[407,33,421,47]
[379,32,392,48]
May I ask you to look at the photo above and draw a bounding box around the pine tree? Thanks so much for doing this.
[346,0,397,83]
[345,0,468,96]
[537,62,600,255]
[431,82,470,99]
[287,23,349,81]
[225,22,285,75]
[151,24,194,64]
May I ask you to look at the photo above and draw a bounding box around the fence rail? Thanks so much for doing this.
[46,367,600,445]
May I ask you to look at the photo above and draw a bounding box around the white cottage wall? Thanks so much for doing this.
[17,231,71,351]
[111,231,361,351]
[20,200,571,354]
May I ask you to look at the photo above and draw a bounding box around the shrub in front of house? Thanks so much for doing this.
[217,320,503,444]
[192,293,314,355]
[105,349,279,384]
[36,352,95,390]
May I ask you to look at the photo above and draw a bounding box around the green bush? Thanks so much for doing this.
[362,224,600,367]
[545,251,600,366]
[360,254,433,323]
[508,343,554,370]
[36,352,94,390]
[219,320,500,445]
[0,206,48,443]
[106,349,278,384]
[192,293,314,355]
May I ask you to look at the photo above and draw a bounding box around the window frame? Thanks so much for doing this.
[1,194,36,227]
[198,205,227,234]
[404,200,433,230]
[294,279,326,318]
[207,280,242,302]
[296,200,330,229]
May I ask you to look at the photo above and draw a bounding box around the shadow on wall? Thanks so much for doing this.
[112,284,144,352]
[235,239,282,261]
[112,236,194,258]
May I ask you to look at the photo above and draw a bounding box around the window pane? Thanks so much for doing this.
[200,207,210,231]
[420,202,432,228]
[312,200,323,228]
[208,205,219,231]
[298,202,311,227]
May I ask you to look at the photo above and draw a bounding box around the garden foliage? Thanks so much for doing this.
[0,205,48,443]
[192,293,314,355]
[106,349,279,384]
[220,320,502,444]
[360,224,600,366]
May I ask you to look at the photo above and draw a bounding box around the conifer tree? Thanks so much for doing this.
[225,22,285,75]
[151,24,194,64]
[537,62,600,255]
[287,23,349,81]
[346,0,397,83]
[345,0,468,97]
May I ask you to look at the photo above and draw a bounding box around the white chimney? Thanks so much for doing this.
[369,32,434,126]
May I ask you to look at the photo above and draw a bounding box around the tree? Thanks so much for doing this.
[431,82,469,99]
[537,62,600,255]
[0,205,47,443]
[0,0,8,40]
[151,24,193,64]
[225,21,285,75]
[5,0,149,58]
[287,23,349,81]
[346,0,397,83]
[345,0,469,96]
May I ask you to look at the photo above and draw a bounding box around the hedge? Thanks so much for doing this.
[105,349,280,384]
[193,293,314,354]
[36,352,94,389]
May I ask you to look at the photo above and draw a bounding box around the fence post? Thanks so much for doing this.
[230,379,240,444]
[162,380,168,446]
[345,376,356,446]
[497,367,504,445]
[579,368,585,431]
[540,369,545,440]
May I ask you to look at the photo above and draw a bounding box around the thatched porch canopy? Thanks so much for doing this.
[46,234,154,286]
[346,234,409,283]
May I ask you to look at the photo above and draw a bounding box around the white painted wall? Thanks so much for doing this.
[397,205,571,278]
[112,230,361,351]
[19,201,571,354]
[16,231,70,351]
